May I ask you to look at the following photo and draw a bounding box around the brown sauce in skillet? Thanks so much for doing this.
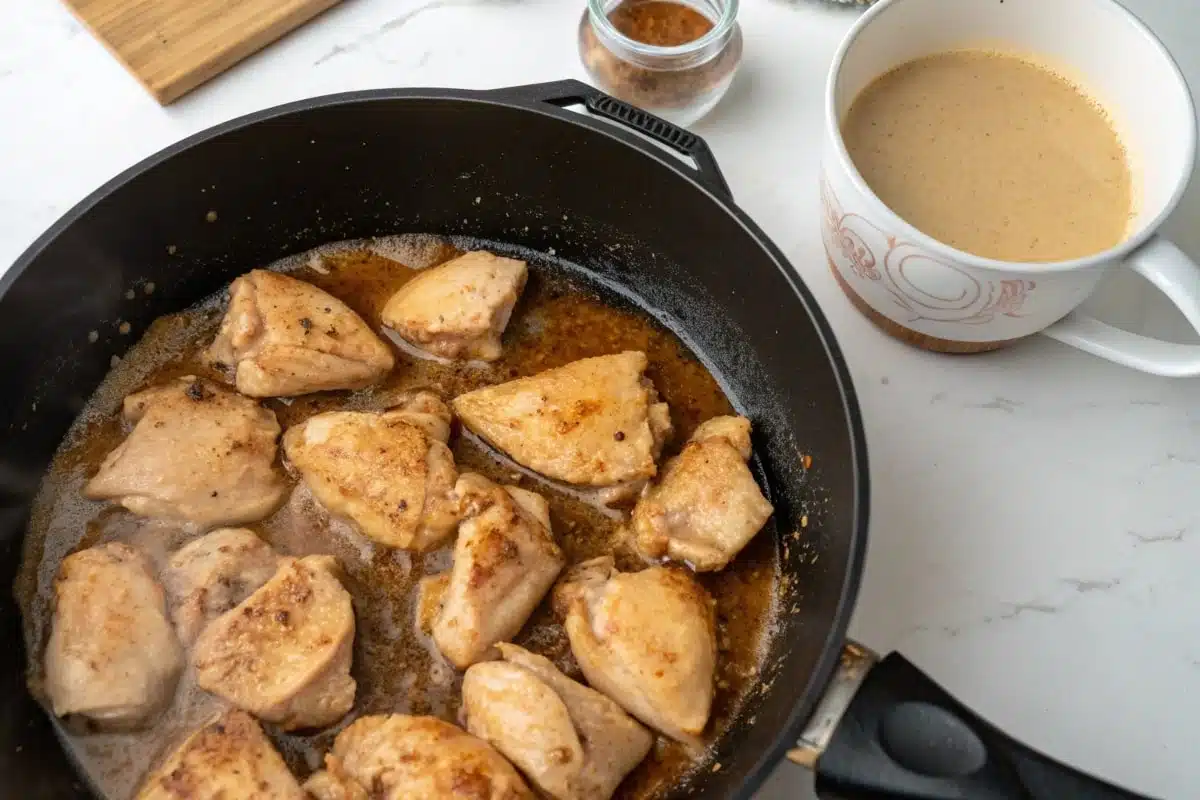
[16,234,780,799]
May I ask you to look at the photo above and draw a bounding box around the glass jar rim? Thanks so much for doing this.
[586,0,740,57]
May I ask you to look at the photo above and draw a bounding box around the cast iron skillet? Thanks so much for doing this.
[0,80,1150,799]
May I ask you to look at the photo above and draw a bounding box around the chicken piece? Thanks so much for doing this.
[303,714,534,800]
[452,352,673,489]
[554,557,716,745]
[136,709,306,800]
[631,415,774,572]
[206,269,394,397]
[162,528,279,645]
[386,389,454,443]
[429,474,565,669]
[381,250,528,361]
[84,377,287,529]
[44,543,183,730]
[282,393,458,551]
[193,555,355,730]
[304,770,368,800]
[463,643,653,800]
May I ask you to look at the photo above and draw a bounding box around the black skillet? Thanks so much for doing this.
[0,79,1151,799]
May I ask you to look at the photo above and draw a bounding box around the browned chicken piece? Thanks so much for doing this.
[451,352,673,489]
[193,555,355,730]
[386,389,454,443]
[44,543,183,730]
[282,392,459,551]
[162,528,279,645]
[302,714,534,800]
[206,269,394,397]
[462,643,653,800]
[136,709,306,800]
[381,250,528,361]
[554,557,716,746]
[83,377,287,529]
[631,415,773,572]
[429,474,565,669]
[304,770,369,800]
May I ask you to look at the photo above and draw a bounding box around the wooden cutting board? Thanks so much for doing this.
[64,0,343,104]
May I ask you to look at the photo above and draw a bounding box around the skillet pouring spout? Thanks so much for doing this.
[794,643,1153,799]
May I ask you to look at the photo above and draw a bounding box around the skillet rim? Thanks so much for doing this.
[2,85,870,799]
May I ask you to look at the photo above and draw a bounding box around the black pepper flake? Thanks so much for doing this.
[398,500,408,511]
[275,610,289,625]
[614,431,626,441]
[185,381,210,401]
[213,724,226,735]
[299,317,313,331]
[210,490,219,497]
[323,307,331,313]
[327,327,339,337]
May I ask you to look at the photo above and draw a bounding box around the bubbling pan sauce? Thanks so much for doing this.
[17,234,780,800]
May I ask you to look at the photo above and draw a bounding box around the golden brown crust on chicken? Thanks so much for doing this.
[282,394,459,551]
[631,415,773,571]
[451,352,672,488]
[429,474,564,669]
[554,557,716,746]
[163,528,279,646]
[207,269,393,397]
[381,251,528,361]
[193,556,355,731]
[135,710,306,800]
[304,714,534,800]
[463,644,653,799]
[84,377,287,529]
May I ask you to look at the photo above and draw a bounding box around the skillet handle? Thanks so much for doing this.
[796,646,1152,800]
[481,79,733,200]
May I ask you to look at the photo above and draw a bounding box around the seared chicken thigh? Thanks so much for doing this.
[44,543,183,730]
[554,557,716,745]
[136,710,305,800]
[193,555,355,730]
[428,474,565,669]
[463,643,653,800]
[163,528,279,645]
[452,352,672,490]
[283,392,459,551]
[84,377,287,529]
[631,415,773,571]
[382,250,528,361]
[303,714,534,800]
[206,269,394,397]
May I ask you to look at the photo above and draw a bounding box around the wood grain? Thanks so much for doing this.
[64,0,343,104]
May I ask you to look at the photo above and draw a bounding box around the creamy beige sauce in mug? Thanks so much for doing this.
[842,50,1132,263]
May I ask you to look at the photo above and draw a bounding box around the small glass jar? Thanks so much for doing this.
[578,0,743,127]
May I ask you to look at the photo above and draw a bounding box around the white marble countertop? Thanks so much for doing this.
[3,1,1199,797]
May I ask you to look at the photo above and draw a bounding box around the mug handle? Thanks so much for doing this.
[1042,235,1200,377]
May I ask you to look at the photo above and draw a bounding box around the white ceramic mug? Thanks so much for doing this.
[821,0,1200,376]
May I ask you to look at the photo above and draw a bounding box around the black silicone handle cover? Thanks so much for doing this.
[816,653,1153,800]
[484,79,733,199]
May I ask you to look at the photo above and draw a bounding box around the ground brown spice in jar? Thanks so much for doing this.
[579,0,740,115]
[609,1,714,47]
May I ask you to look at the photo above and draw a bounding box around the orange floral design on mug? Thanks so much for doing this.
[822,175,1035,325]
[822,178,880,281]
